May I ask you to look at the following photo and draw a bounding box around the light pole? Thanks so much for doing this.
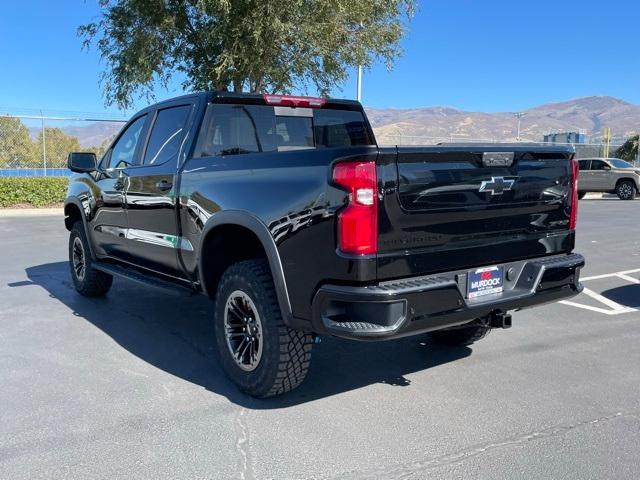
[346,22,365,102]
[356,64,363,102]
[514,112,526,141]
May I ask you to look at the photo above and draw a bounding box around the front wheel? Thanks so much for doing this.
[616,180,636,200]
[214,259,313,398]
[69,222,113,297]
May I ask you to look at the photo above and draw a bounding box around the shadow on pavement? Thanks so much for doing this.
[601,284,640,308]
[18,261,472,409]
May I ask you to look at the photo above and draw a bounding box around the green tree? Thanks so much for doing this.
[37,128,81,168]
[614,135,639,162]
[79,0,415,109]
[0,117,37,168]
[87,135,116,161]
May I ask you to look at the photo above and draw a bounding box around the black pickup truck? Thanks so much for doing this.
[65,92,584,397]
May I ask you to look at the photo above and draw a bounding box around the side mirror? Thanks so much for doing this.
[603,165,611,171]
[67,152,97,173]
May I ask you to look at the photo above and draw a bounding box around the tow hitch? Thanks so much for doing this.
[489,312,512,329]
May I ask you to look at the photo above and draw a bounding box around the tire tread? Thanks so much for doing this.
[215,259,313,398]
[69,222,113,297]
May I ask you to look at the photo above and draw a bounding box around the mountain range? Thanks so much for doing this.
[57,95,640,148]
[367,96,640,146]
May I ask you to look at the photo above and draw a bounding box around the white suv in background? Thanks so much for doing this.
[577,158,640,200]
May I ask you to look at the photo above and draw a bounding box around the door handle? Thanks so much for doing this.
[156,180,173,192]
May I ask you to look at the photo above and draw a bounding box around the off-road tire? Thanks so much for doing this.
[616,180,636,200]
[427,320,491,346]
[214,259,313,398]
[69,221,113,296]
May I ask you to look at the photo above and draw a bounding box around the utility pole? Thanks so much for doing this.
[514,112,526,141]
[603,127,611,159]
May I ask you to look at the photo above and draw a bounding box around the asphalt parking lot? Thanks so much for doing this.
[1,200,640,479]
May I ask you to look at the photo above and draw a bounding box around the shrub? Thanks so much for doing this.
[0,177,68,207]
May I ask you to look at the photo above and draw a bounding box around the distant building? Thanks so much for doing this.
[543,131,586,144]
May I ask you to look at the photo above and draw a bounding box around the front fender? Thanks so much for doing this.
[64,196,96,260]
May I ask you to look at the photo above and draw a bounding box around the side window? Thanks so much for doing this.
[591,160,607,171]
[578,160,590,171]
[143,105,191,165]
[194,104,260,157]
[108,115,147,169]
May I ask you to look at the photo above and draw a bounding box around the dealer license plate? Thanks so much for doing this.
[467,266,504,299]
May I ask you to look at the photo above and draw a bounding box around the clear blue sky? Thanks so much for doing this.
[1,0,638,116]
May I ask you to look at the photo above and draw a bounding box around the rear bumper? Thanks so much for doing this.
[311,253,585,341]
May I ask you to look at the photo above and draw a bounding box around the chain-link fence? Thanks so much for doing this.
[0,113,635,176]
[0,114,126,176]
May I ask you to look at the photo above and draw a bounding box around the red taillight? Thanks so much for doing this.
[263,94,326,108]
[570,157,579,230]
[332,161,378,255]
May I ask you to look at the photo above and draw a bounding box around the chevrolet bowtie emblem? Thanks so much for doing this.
[479,176,516,195]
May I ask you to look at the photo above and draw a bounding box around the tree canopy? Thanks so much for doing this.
[79,0,416,109]
[37,128,82,168]
[0,117,37,168]
[0,118,100,169]
[614,135,639,162]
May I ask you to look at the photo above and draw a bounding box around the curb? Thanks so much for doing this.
[0,208,63,217]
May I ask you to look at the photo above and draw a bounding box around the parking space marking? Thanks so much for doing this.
[580,268,640,282]
[616,273,640,284]
[559,268,640,315]
[559,298,620,315]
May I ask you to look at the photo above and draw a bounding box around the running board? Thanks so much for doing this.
[93,262,197,297]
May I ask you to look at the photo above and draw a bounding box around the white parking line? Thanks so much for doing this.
[616,273,640,284]
[580,268,640,281]
[559,268,640,315]
[559,298,619,315]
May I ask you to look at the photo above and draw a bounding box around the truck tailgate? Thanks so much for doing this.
[377,145,576,280]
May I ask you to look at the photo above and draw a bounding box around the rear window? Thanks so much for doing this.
[609,159,634,169]
[314,109,374,147]
[194,104,373,157]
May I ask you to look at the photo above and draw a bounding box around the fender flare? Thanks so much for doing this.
[63,197,96,260]
[198,210,301,327]
[615,177,640,191]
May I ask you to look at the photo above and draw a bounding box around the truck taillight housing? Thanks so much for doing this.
[332,161,378,255]
[570,157,579,230]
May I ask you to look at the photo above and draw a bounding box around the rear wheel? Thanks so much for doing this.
[68,221,113,296]
[214,259,313,398]
[427,319,491,346]
[616,180,636,200]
